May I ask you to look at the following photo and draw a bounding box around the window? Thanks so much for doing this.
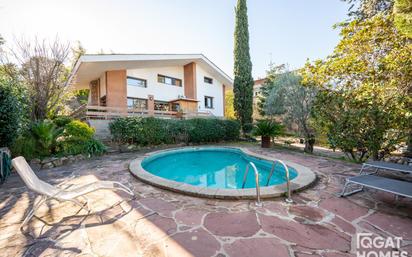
[204,96,214,109]
[127,76,147,88]
[157,74,182,87]
[204,76,213,84]
[127,97,148,109]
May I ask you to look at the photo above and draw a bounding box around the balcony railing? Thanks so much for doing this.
[71,105,214,120]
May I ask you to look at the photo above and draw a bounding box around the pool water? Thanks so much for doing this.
[141,148,298,189]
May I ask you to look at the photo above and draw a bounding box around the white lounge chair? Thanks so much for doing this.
[12,156,134,230]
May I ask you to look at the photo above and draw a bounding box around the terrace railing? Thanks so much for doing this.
[71,105,214,120]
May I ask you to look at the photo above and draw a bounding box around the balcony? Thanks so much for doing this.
[71,105,214,120]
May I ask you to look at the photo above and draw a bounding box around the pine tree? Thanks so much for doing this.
[233,0,254,133]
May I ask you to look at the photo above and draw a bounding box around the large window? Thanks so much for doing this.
[127,97,148,109]
[157,74,182,87]
[204,76,213,84]
[127,76,147,88]
[204,96,214,109]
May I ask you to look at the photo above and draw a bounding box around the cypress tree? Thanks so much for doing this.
[233,0,254,133]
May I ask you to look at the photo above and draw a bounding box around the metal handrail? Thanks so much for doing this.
[241,162,262,206]
[265,160,293,203]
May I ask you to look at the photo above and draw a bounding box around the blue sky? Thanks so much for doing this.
[0,0,349,78]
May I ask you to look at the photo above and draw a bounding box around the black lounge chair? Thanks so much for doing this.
[340,160,412,199]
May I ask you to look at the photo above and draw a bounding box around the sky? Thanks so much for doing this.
[0,0,350,78]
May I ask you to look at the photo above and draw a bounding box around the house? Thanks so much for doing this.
[68,54,233,137]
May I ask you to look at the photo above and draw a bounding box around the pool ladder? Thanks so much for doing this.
[241,160,293,206]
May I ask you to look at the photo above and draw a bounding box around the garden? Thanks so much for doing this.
[0,0,411,256]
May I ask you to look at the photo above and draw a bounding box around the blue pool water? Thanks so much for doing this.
[141,148,298,189]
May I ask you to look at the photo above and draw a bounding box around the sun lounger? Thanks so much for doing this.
[340,160,412,198]
[11,156,134,230]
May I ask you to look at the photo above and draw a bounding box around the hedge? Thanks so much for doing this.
[109,117,240,145]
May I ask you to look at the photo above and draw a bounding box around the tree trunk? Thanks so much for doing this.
[304,134,315,153]
[405,131,412,158]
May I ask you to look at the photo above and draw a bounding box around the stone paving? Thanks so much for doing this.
[0,145,411,257]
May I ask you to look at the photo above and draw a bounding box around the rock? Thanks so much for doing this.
[75,154,85,161]
[60,157,69,165]
[52,158,63,167]
[42,162,54,169]
[30,158,41,164]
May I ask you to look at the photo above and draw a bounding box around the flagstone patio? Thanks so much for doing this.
[0,145,411,257]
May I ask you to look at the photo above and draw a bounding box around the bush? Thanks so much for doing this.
[252,120,284,137]
[63,120,95,140]
[0,85,20,147]
[109,117,240,145]
[30,121,62,157]
[60,120,105,156]
[11,134,37,160]
[222,119,241,141]
[53,116,73,128]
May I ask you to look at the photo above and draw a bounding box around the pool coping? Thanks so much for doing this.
[129,146,317,200]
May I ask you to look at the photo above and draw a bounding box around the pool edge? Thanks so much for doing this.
[129,146,317,200]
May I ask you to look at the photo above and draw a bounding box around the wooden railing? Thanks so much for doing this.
[71,105,214,120]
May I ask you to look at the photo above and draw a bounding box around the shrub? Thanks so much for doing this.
[53,116,73,128]
[30,121,62,157]
[109,117,240,145]
[222,119,241,141]
[84,138,106,156]
[11,134,37,160]
[63,120,95,140]
[11,120,62,159]
[252,120,284,137]
[60,120,105,156]
[0,85,20,147]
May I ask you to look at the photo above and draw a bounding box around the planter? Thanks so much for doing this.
[261,136,271,148]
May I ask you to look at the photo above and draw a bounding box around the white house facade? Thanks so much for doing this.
[68,54,232,118]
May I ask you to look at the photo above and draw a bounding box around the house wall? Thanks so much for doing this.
[126,66,185,102]
[89,64,226,117]
[195,65,224,116]
[106,70,127,108]
[184,62,197,99]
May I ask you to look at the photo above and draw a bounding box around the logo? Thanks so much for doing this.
[356,233,408,257]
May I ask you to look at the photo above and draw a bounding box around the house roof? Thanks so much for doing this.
[254,78,266,86]
[67,54,233,89]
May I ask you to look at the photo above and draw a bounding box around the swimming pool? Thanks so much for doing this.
[142,147,297,189]
[129,147,316,199]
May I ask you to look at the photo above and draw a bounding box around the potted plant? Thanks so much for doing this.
[252,120,283,148]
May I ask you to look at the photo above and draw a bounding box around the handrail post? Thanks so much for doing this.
[266,160,277,186]
[277,160,293,203]
[242,162,262,207]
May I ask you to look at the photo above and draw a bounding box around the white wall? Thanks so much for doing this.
[196,65,224,116]
[126,66,184,102]
[126,64,225,117]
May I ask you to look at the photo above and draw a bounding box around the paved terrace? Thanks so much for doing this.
[0,146,411,257]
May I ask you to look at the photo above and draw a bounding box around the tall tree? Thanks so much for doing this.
[302,15,411,161]
[394,0,412,37]
[342,0,393,19]
[257,63,286,117]
[233,0,254,133]
[10,37,71,121]
[264,71,317,153]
